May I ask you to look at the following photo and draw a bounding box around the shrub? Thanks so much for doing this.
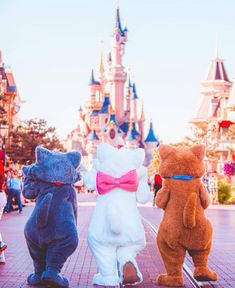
[223,161,235,177]
[218,180,232,204]
[227,194,235,204]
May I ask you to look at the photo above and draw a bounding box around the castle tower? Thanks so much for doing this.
[191,55,232,131]
[108,6,128,123]
[66,4,159,166]
[126,120,138,148]
[125,75,132,113]
[89,69,100,102]
[98,48,106,101]
[130,83,138,122]
[87,129,100,166]
[99,95,110,132]
[144,120,160,165]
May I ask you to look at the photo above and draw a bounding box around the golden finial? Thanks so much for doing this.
[98,40,105,74]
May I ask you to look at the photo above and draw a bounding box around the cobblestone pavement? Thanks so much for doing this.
[140,204,235,288]
[0,193,234,287]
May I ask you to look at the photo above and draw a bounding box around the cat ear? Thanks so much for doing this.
[96,142,116,162]
[132,148,145,168]
[158,144,176,160]
[36,146,51,164]
[190,144,205,161]
[66,151,81,168]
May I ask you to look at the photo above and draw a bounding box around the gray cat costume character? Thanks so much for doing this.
[22,146,81,288]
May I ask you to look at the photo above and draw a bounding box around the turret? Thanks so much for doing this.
[89,69,100,102]
[144,120,160,165]
[78,106,83,119]
[130,83,138,122]
[87,129,100,167]
[144,120,159,145]
[125,75,132,112]
[108,6,127,123]
[191,54,232,130]
[138,102,145,139]
[99,95,110,132]
[125,121,138,148]
[98,47,105,93]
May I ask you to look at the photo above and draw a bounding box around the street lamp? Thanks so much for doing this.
[0,124,8,167]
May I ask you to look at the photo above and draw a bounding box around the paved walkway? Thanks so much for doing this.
[0,194,234,287]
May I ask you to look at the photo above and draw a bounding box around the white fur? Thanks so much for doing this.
[84,143,151,286]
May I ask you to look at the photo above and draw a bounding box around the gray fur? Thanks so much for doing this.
[22,146,81,287]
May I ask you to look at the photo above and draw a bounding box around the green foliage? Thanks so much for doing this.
[218,180,232,204]
[227,193,235,204]
[9,118,65,164]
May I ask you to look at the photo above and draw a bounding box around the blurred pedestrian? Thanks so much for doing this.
[209,172,218,204]
[5,170,23,213]
[153,172,162,207]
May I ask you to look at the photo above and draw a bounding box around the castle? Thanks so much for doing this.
[65,6,159,167]
[191,52,235,172]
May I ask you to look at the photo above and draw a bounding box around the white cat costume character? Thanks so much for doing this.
[83,143,151,286]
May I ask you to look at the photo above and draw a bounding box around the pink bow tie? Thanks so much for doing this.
[96,170,139,195]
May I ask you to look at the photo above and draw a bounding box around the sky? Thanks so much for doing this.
[1,0,235,143]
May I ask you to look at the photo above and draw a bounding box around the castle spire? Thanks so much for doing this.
[115,5,123,33]
[109,4,127,123]
[205,57,230,82]
[126,120,136,141]
[131,83,138,100]
[89,69,100,86]
[98,53,105,74]
[145,120,159,144]
[98,40,105,74]
[140,101,145,121]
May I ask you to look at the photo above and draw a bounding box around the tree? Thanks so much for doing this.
[0,94,7,124]
[226,124,235,140]
[9,118,65,163]
[148,147,161,176]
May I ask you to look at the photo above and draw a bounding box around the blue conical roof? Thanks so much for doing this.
[89,69,100,86]
[145,122,160,145]
[120,122,129,133]
[126,129,136,141]
[100,96,110,114]
[115,8,126,37]
[130,83,138,100]
[88,130,99,141]
[109,113,119,126]
[132,122,140,137]
[125,122,140,141]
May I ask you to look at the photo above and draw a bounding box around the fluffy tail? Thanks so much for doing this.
[183,193,197,229]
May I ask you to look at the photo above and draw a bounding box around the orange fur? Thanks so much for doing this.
[155,144,218,287]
